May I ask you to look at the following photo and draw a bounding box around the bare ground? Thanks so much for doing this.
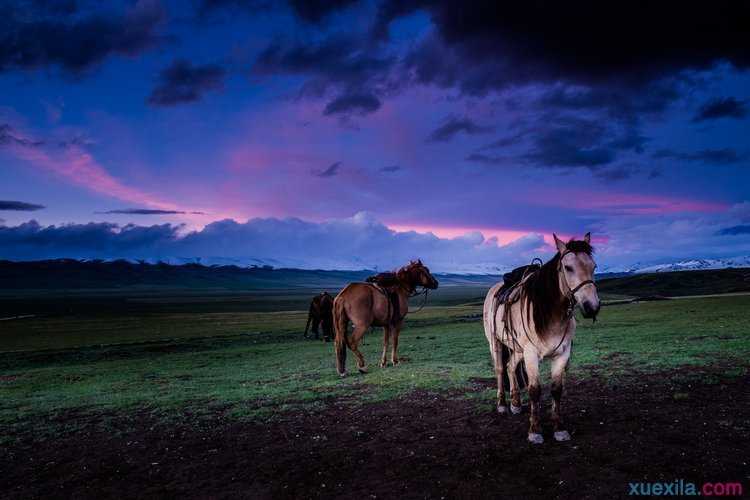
[2,367,749,499]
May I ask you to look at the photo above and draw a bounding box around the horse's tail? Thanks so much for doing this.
[333,297,348,376]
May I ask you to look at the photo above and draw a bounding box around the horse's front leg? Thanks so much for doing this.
[550,347,572,442]
[523,348,543,444]
[507,349,524,414]
[491,337,507,413]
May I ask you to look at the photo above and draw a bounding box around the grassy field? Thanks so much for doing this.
[2,290,748,437]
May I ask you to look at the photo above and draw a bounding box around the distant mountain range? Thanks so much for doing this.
[0,256,749,291]
[119,255,750,276]
[602,256,750,274]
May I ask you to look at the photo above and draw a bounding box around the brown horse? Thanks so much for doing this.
[483,233,600,444]
[304,292,334,341]
[333,260,439,377]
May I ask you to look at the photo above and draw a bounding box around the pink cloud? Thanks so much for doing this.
[527,188,728,215]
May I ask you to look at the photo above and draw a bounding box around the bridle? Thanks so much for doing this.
[372,266,434,323]
[495,249,597,359]
[558,249,597,321]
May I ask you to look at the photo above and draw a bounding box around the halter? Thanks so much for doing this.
[558,249,597,320]
[495,249,597,358]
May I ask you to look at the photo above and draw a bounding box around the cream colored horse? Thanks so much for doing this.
[483,233,600,444]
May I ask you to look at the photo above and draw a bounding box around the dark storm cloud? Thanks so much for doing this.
[198,0,357,23]
[198,0,271,14]
[254,36,393,88]
[468,115,648,176]
[253,36,396,117]
[98,209,206,215]
[323,92,381,116]
[0,124,44,148]
[653,148,745,165]
[692,97,748,122]
[523,117,617,168]
[0,200,45,211]
[536,82,682,121]
[0,1,165,75]
[381,1,750,93]
[427,117,493,142]
[525,131,614,168]
[717,225,750,236]
[313,161,341,177]
[288,0,359,23]
[148,60,225,106]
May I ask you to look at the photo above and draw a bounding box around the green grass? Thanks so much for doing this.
[1,294,749,437]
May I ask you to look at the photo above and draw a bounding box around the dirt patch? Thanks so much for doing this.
[2,368,749,499]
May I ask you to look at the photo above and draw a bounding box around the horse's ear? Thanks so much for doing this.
[553,233,566,254]
[417,258,422,265]
[583,232,591,244]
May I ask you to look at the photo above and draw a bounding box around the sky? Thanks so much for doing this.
[0,0,749,272]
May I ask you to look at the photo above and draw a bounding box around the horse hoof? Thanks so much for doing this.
[338,371,347,378]
[554,430,571,442]
[358,366,368,374]
[529,432,544,444]
[510,404,522,415]
[496,404,508,415]
[528,433,544,445]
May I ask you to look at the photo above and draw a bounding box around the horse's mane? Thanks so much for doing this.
[520,239,593,334]
[366,261,423,290]
[396,260,422,290]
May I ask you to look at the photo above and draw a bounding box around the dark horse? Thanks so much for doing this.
[333,260,439,377]
[304,292,334,341]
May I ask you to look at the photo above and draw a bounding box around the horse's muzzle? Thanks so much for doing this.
[581,300,600,319]
[428,278,439,289]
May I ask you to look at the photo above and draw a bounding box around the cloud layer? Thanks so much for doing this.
[148,59,225,106]
[0,213,550,273]
[3,207,750,273]
[0,200,45,211]
[0,0,165,75]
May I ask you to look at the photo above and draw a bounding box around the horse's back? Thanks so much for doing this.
[335,282,377,315]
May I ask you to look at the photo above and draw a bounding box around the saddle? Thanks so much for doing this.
[495,263,540,303]
[365,272,400,288]
[365,272,401,324]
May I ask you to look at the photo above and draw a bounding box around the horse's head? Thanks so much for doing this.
[553,232,600,319]
[405,259,439,290]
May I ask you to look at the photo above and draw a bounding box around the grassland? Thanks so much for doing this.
[2,290,748,434]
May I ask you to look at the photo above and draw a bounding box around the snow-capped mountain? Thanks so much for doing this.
[632,256,750,273]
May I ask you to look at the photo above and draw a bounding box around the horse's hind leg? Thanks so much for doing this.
[380,326,391,368]
[550,348,572,442]
[334,301,348,377]
[390,324,402,365]
[348,324,369,374]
